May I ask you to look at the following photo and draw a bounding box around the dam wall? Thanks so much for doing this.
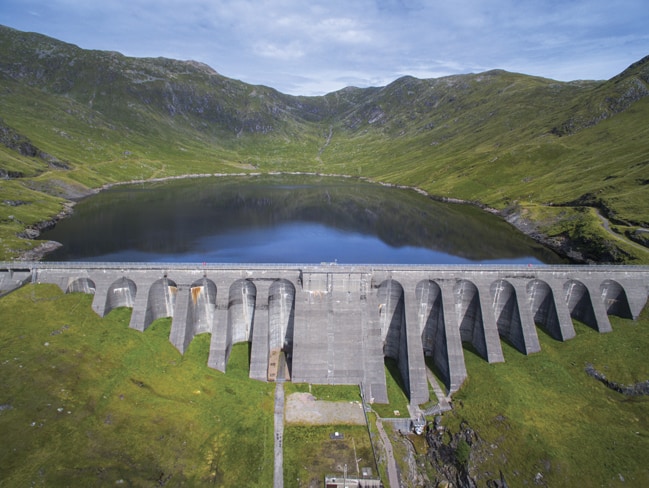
[3,262,648,405]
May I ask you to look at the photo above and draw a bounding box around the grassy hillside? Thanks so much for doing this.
[0,284,276,486]
[443,311,649,487]
[1,284,648,487]
[0,24,648,262]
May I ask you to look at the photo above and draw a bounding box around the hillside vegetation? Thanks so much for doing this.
[1,25,648,262]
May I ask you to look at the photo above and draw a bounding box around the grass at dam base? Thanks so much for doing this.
[1,284,648,487]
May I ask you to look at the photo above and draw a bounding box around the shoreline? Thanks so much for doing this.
[18,171,579,263]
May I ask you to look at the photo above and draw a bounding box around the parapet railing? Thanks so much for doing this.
[2,261,649,273]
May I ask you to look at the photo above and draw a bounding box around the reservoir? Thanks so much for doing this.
[41,175,564,264]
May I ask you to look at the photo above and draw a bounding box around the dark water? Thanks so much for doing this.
[41,175,565,264]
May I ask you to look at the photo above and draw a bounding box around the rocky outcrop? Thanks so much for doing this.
[0,119,69,170]
[425,419,509,488]
[16,201,74,260]
[551,55,649,136]
[585,363,649,396]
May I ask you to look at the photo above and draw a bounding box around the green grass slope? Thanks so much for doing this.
[444,311,649,487]
[1,284,647,487]
[1,24,648,262]
[0,284,275,487]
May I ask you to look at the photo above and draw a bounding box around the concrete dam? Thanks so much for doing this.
[2,262,648,405]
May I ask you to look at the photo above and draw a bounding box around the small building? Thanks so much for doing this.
[324,475,382,487]
[324,468,382,487]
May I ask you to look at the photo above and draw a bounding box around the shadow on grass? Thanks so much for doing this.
[384,357,408,398]
[534,321,568,343]
[424,355,449,396]
[462,341,487,362]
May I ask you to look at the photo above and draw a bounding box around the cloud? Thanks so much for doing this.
[1,0,648,95]
[254,41,305,60]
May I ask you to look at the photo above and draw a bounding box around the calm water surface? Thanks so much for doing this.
[41,175,565,264]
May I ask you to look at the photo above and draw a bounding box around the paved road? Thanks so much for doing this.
[274,381,284,488]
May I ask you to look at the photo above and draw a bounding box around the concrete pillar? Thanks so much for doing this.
[128,279,152,331]
[249,280,271,381]
[510,281,541,354]
[208,279,234,372]
[617,279,649,320]
[440,280,467,394]
[362,276,389,404]
[91,274,115,316]
[475,282,504,363]
[169,285,191,353]
[403,287,430,405]
[584,280,613,333]
[543,279,576,341]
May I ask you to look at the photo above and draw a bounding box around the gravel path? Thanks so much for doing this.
[375,417,401,488]
[285,392,365,425]
[274,382,284,488]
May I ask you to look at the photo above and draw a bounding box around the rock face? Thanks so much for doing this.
[585,363,649,396]
[425,419,515,488]
[425,420,480,488]
[0,120,68,170]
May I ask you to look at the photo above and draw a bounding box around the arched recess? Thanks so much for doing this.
[143,277,178,331]
[104,277,137,315]
[600,279,633,319]
[377,279,409,396]
[527,279,563,340]
[67,277,96,295]
[378,279,406,359]
[188,277,217,335]
[228,279,257,345]
[564,279,597,331]
[268,279,296,379]
[454,280,489,360]
[491,279,526,353]
[417,280,450,384]
[418,280,444,357]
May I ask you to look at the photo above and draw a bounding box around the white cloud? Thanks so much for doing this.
[254,40,305,60]
[1,0,648,95]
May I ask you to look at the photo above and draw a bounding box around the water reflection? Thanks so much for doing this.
[42,175,564,264]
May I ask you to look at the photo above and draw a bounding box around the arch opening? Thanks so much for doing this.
[377,279,409,398]
[104,277,137,315]
[527,279,563,340]
[144,277,178,331]
[491,279,525,353]
[600,279,633,319]
[67,277,96,295]
[564,279,597,331]
[188,277,217,336]
[417,280,450,389]
[455,280,489,361]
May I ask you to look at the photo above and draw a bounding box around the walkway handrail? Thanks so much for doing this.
[3,261,649,273]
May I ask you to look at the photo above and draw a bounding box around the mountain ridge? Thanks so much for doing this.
[1,24,648,263]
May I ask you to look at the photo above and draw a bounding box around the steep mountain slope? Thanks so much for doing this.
[0,25,648,262]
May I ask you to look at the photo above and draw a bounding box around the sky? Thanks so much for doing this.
[1,0,648,96]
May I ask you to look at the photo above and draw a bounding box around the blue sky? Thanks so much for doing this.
[1,0,648,95]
